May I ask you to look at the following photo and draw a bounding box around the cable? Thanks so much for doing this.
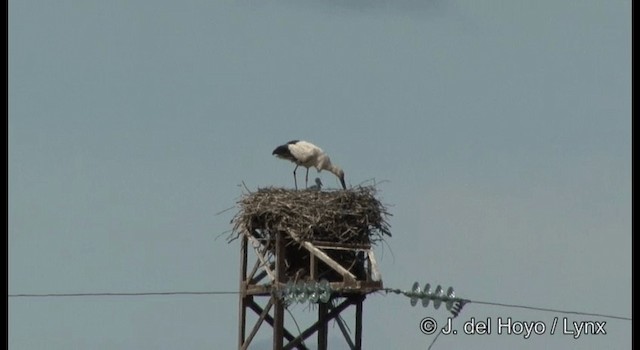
[285,306,307,349]
[427,327,443,350]
[9,290,631,322]
[8,291,238,298]
[380,288,631,322]
[467,299,631,321]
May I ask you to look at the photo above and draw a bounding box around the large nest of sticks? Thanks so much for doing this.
[229,185,392,281]
[230,186,392,245]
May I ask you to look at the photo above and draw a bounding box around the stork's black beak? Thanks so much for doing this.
[340,174,346,190]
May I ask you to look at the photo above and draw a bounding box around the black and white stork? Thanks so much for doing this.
[272,140,346,190]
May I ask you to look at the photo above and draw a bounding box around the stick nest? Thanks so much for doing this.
[230,186,392,245]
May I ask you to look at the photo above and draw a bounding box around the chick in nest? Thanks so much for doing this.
[307,178,323,191]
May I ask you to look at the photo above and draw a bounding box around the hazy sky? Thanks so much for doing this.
[9,0,631,349]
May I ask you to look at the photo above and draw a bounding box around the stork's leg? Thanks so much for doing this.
[305,168,309,189]
[293,165,299,190]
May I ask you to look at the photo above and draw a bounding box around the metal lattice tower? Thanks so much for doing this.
[237,228,384,350]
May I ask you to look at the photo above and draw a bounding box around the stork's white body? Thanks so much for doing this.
[272,140,346,190]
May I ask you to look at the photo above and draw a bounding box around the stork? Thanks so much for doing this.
[272,140,346,190]
[308,177,323,191]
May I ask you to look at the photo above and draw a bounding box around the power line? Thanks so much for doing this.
[427,327,443,350]
[8,291,238,298]
[467,299,632,321]
[381,287,631,322]
[8,290,631,322]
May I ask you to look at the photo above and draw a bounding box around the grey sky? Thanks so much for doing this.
[9,0,630,349]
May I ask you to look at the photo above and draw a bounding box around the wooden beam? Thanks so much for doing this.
[367,250,381,282]
[248,236,276,282]
[241,298,273,350]
[301,241,357,282]
[247,257,261,284]
[246,281,382,297]
[250,261,276,285]
[335,314,355,350]
[318,302,328,350]
[273,231,285,350]
[246,300,301,346]
[355,297,363,350]
[283,298,354,350]
[245,285,271,295]
[238,236,248,348]
[287,231,357,281]
[310,254,317,281]
[250,269,268,285]
[312,241,372,250]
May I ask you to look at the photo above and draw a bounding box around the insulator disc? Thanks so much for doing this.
[307,281,319,303]
[410,282,420,306]
[283,281,295,303]
[318,279,330,303]
[433,285,443,309]
[295,281,307,303]
[422,283,431,307]
[445,286,455,311]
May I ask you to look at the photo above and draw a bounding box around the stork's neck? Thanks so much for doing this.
[318,155,346,189]
[317,154,342,175]
[323,162,344,180]
[316,154,333,172]
[326,163,342,177]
